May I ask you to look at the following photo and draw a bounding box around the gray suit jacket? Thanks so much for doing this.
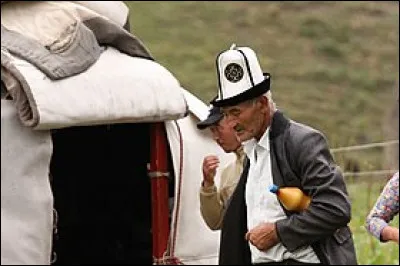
[219,110,357,265]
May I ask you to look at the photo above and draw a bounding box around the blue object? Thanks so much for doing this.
[269,184,279,193]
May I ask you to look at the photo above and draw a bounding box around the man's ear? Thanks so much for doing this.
[256,96,270,116]
[259,96,269,108]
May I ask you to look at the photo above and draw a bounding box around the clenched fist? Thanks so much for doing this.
[202,155,220,187]
[245,222,279,251]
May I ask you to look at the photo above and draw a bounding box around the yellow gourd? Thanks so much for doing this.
[269,184,310,212]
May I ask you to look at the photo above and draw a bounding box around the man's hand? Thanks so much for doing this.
[202,155,220,187]
[245,222,279,251]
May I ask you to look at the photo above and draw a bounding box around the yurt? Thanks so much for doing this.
[1,1,234,264]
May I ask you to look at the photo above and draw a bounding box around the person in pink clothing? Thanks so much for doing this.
[365,171,399,244]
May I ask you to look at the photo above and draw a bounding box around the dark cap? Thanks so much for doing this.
[197,106,224,130]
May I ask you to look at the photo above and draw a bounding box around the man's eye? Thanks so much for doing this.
[231,111,241,117]
[223,110,240,118]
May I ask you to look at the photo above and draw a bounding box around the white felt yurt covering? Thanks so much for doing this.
[1,1,234,265]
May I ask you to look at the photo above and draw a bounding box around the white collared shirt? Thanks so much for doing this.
[244,128,320,264]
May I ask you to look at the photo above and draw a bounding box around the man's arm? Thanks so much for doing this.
[199,155,224,230]
[365,172,399,243]
[275,129,352,252]
[199,184,224,230]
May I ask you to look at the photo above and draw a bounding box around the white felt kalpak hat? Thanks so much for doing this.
[211,44,270,107]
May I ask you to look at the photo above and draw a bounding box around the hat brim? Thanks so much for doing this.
[211,74,270,107]
[196,113,223,130]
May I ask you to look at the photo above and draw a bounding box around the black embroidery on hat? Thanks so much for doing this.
[211,73,271,107]
[236,49,254,87]
[216,50,225,99]
[224,63,244,83]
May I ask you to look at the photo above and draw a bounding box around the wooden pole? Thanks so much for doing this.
[148,122,170,264]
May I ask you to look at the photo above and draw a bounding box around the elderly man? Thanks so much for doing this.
[211,45,357,265]
[197,105,245,230]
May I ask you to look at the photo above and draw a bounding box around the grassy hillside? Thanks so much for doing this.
[126,1,398,172]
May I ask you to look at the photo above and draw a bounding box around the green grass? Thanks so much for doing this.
[125,1,399,264]
[348,181,399,265]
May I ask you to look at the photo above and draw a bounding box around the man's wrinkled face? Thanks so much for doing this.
[221,97,270,142]
[209,117,241,153]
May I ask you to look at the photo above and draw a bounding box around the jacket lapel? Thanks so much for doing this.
[219,110,291,265]
[219,161,251,265]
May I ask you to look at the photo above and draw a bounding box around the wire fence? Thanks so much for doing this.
[331,139,399,154]
[335,140,399,262]
[343,169,398,178]
[331,139,399,181]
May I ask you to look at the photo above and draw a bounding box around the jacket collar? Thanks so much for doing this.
[269,110,289,139]
[234,145,246,165]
